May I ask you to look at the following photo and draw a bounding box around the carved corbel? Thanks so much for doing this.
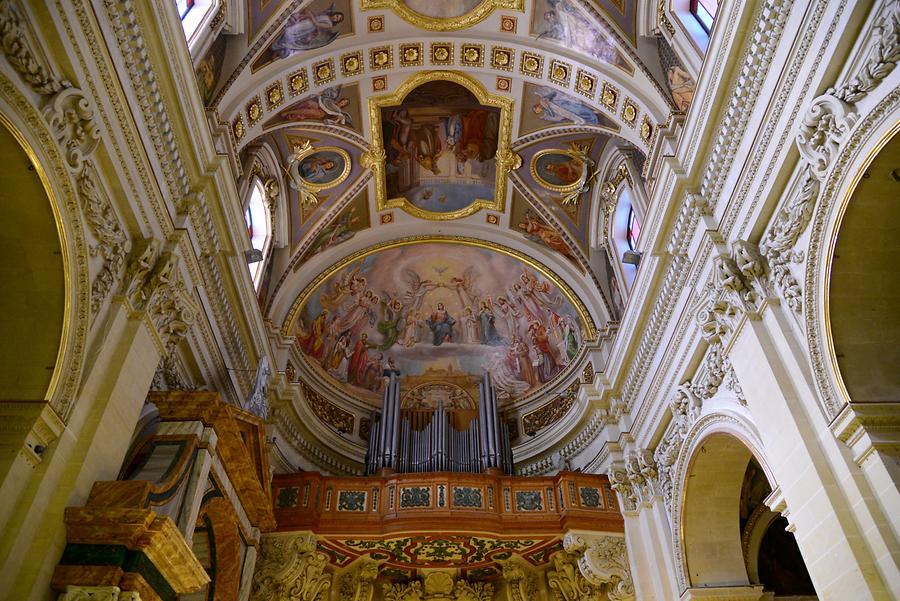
[122,238,160,307]
[546,550,602,601]
[501,558,537,601]
[796,94,857,179]
[43,87,101,172]
[338,559,380,601]
[563,533,635,601]
[252,533,332,601]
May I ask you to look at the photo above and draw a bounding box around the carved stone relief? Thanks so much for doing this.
[252,533,332,601]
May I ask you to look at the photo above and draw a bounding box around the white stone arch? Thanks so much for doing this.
[669,410,774,592]
[804,87,900,418]
[0,74,90,421]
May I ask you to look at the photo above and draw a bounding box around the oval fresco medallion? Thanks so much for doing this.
[531,150,587,192]
[289,241,590,407]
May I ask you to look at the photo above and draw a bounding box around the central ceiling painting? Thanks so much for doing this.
[366,72,519,219]
[288,241,592,407]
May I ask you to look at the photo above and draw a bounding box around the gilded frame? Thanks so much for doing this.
[363,70,521,221]
[288,143,352,193]
[281,236,597,340]
[530,148,589,195]
[361,0,524,31]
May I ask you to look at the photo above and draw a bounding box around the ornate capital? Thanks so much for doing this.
[252,533,332,601]
[501,558,537,601]
[57,586,140,601]
[563,533,635,601]
[607,464,637,512]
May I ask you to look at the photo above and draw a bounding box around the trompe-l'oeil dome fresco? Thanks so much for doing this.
[287,241,591,408]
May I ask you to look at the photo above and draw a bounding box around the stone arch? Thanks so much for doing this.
[0,74,90,419]
[670,411,773,591]
[806,89,900,418]
[824,124,900,405]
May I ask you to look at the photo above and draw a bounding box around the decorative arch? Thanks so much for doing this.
[0,74,90,420]
[669,411,773,592]
[806,89,900,418]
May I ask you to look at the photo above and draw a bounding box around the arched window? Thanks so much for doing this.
[245,180,271,289]
[175,0,194,19]
[626,206,641,251]
[690,0,718,32]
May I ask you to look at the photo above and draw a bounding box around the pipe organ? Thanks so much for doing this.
[366,372,514,475]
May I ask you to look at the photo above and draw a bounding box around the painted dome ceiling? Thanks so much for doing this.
[192,0,693,429]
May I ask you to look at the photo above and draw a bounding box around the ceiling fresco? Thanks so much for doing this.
[285,240,593,407]
[195,0,692,426]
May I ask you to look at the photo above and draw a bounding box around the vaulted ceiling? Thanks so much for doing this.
[192,0,693,425]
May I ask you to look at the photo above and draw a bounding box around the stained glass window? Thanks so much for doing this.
[175,0,194,19]
[691,0,718,32]
[245,180,270,288]
[626,206,641,251]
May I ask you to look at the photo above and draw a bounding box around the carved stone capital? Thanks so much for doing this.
[501,558,537,601]
[252,532,332,601]
[563,533,635,601]
[607,464,636,512]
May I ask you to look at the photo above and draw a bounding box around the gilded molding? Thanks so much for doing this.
[365,71,519,221]
[360,0,523,32]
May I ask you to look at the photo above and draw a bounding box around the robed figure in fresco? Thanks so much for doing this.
[426,303,455,345]
[270,5,345,59]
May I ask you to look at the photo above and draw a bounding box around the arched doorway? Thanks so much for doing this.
[0,116,66,401]
[681,433,817,597]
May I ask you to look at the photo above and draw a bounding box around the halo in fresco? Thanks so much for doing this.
[290,241,590,406]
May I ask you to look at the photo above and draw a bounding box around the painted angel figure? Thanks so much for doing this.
[282,85,353,127]
[401,269,439,313]
[270,4,345,59]
[531,86,601,125]
[448,266,482,310]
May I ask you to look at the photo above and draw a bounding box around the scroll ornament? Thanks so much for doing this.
[564,533,636,601]
[252,534,332,601]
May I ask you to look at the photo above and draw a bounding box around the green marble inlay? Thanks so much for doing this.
[59,543,176,601]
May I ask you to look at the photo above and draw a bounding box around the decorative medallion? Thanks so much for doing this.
[277,487,299,508]
[530,141,599,205]
[265,81,285,110]
[575,69,596,98]
[486,213,500,225]
[430,42,454,65]
[460,43,484,68]
[380,211,393,224]
[372,76,387,92]
[399,43,424,67]
[520,52,543,78]
[367,15,385,32]
[232,114,245,142]
[548,60,571,87]
[313,59,336,86]
[360,0,525,32]
[600,82,618,110]
[288,69,309,97]
[640,115,653,143]
[621,98,638,127]
[500,15,517,32]
[341,51,364,77]
[365,71,520,220]
[370,46,394,70]
[496,76,511,92]
[490,46,514,71]
[246,96,263,126]
[284,139,352,207]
